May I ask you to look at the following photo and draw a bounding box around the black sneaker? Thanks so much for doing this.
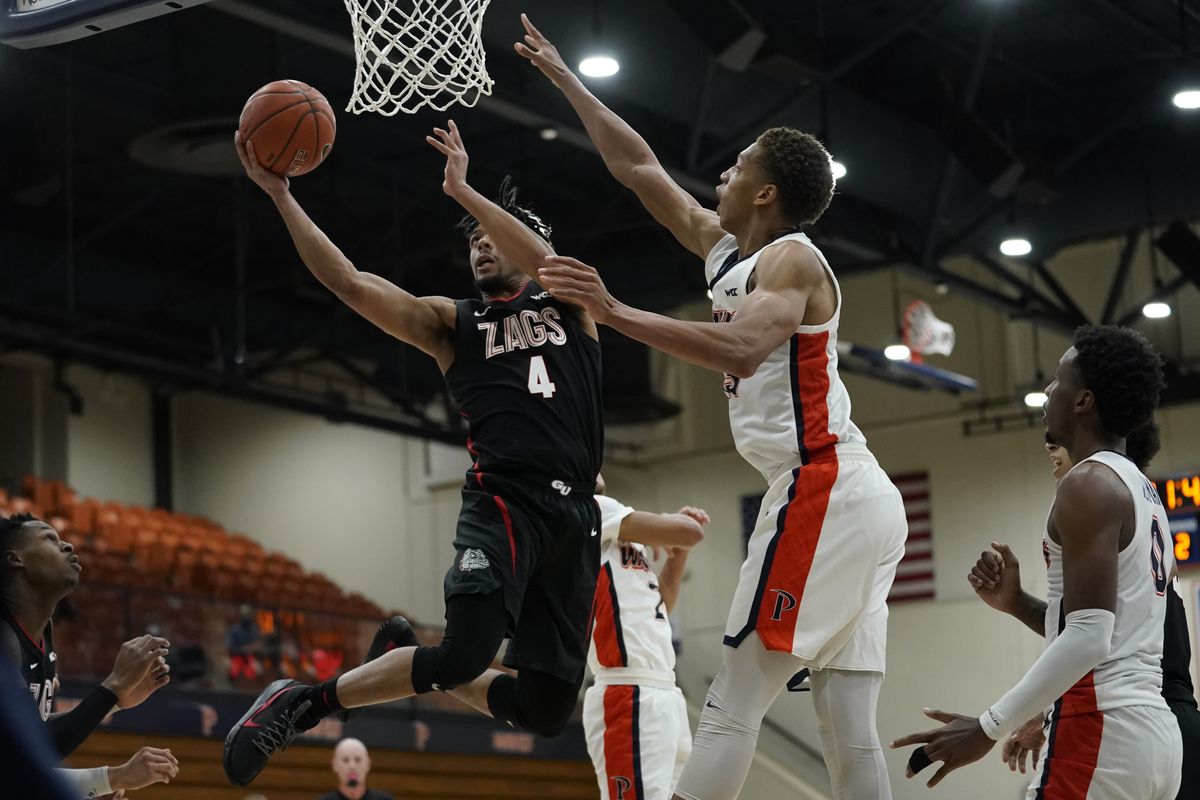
[338,616,419,722]
[223,679,311,786]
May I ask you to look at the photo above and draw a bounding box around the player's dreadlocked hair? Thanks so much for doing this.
[457,176,553,244]
[0,513,37,594]
[1071,325,1165,437]
[1125,418,1162,471]
[753,127,835,225]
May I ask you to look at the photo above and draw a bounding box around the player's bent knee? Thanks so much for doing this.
[411,643,493,694]
[696,698,759,739]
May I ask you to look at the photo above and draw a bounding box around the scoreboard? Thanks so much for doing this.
[1153,473,1200,567]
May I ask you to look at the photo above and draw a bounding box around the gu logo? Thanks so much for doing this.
[612,776,632,799]
[551,479,572,496]
[769,589,797,621]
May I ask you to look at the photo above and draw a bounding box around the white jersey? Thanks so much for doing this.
[705,232,866,482]
[589,495,676,676]
[1042,450,1174,716]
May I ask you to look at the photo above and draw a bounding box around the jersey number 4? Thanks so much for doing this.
[527,355,557,398]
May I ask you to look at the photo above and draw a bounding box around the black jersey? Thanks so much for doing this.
[445,281,603,488]
[1163,581,1197,708]
[2,609,56,721]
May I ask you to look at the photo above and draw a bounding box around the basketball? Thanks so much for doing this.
[238,80,336,177]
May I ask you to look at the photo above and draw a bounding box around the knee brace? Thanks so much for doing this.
[486,673,576,738]
[411,643,494,694]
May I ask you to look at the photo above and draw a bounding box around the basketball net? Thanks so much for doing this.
[342,0,494,115]
[902,300,956,363]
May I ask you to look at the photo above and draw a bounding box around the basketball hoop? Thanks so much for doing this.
[902,300,956,362]
[342,0,494,115]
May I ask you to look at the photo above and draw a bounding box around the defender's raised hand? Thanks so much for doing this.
[426,119,470,198]
[514,13,574,89]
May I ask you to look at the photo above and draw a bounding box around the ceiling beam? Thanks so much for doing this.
[1030,260,1090,325]
[919,1,1001,267]
[1101,230,1140,324]
[695,0,952,173]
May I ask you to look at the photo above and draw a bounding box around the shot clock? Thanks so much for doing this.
[1153,472,1200,567]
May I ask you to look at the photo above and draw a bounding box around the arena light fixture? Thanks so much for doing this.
[1024,391,1048,409]
[1173,89,1200,110]
[539,127,559,141]
[830,160,847,180]
[706,289,714,300]
[884,344,911,361]
[999,237,1032,257]
[1142,301,1172,319]
[579,55,620,78]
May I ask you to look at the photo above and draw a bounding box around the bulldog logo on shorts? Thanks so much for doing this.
[459,548,490,572]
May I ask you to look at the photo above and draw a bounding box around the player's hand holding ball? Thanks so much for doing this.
[235,131,290,199]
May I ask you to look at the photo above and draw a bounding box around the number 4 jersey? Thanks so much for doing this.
[1043,450,1176,715]
[446,281,604,487]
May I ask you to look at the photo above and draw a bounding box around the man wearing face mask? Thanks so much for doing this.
[318,738,393,800]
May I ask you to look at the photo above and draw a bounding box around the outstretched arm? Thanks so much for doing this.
[516,15,725,259]
[539,242,820,377]
[235,132,455,370]
[427,120,556,284]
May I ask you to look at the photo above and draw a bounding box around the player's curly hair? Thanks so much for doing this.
[1071,325,1165,437]
[457,176,553,244]
[753,127,835,225]
[0,513,38,593]
[1125,418,1161,470]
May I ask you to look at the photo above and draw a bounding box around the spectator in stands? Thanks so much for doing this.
[1,513,180,795]
[319,737,394,800]
[227,604,262,685]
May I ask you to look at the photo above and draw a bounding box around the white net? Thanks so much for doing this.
[343,0,494,116]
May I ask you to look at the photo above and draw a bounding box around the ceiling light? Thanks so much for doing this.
[706,289,714,300]
[579,56,619,78]
[884,344,911,361]
[1024,391,1048,409]
[1173,89,1200,110]
[539,127,559,141]
[1142,301,1172,319]
[830,160,847,180]
[999,238,1032,257]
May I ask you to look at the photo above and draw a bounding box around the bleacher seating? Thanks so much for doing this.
[68,731,600,800]
[1,477,405,690]
[2,477,388,619]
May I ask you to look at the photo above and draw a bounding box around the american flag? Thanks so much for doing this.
[889,471,935,602]
[739,470,935,604]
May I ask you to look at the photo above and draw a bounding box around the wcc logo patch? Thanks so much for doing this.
[459,548,490,572]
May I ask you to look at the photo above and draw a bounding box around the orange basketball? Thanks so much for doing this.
[238,80,336,177]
